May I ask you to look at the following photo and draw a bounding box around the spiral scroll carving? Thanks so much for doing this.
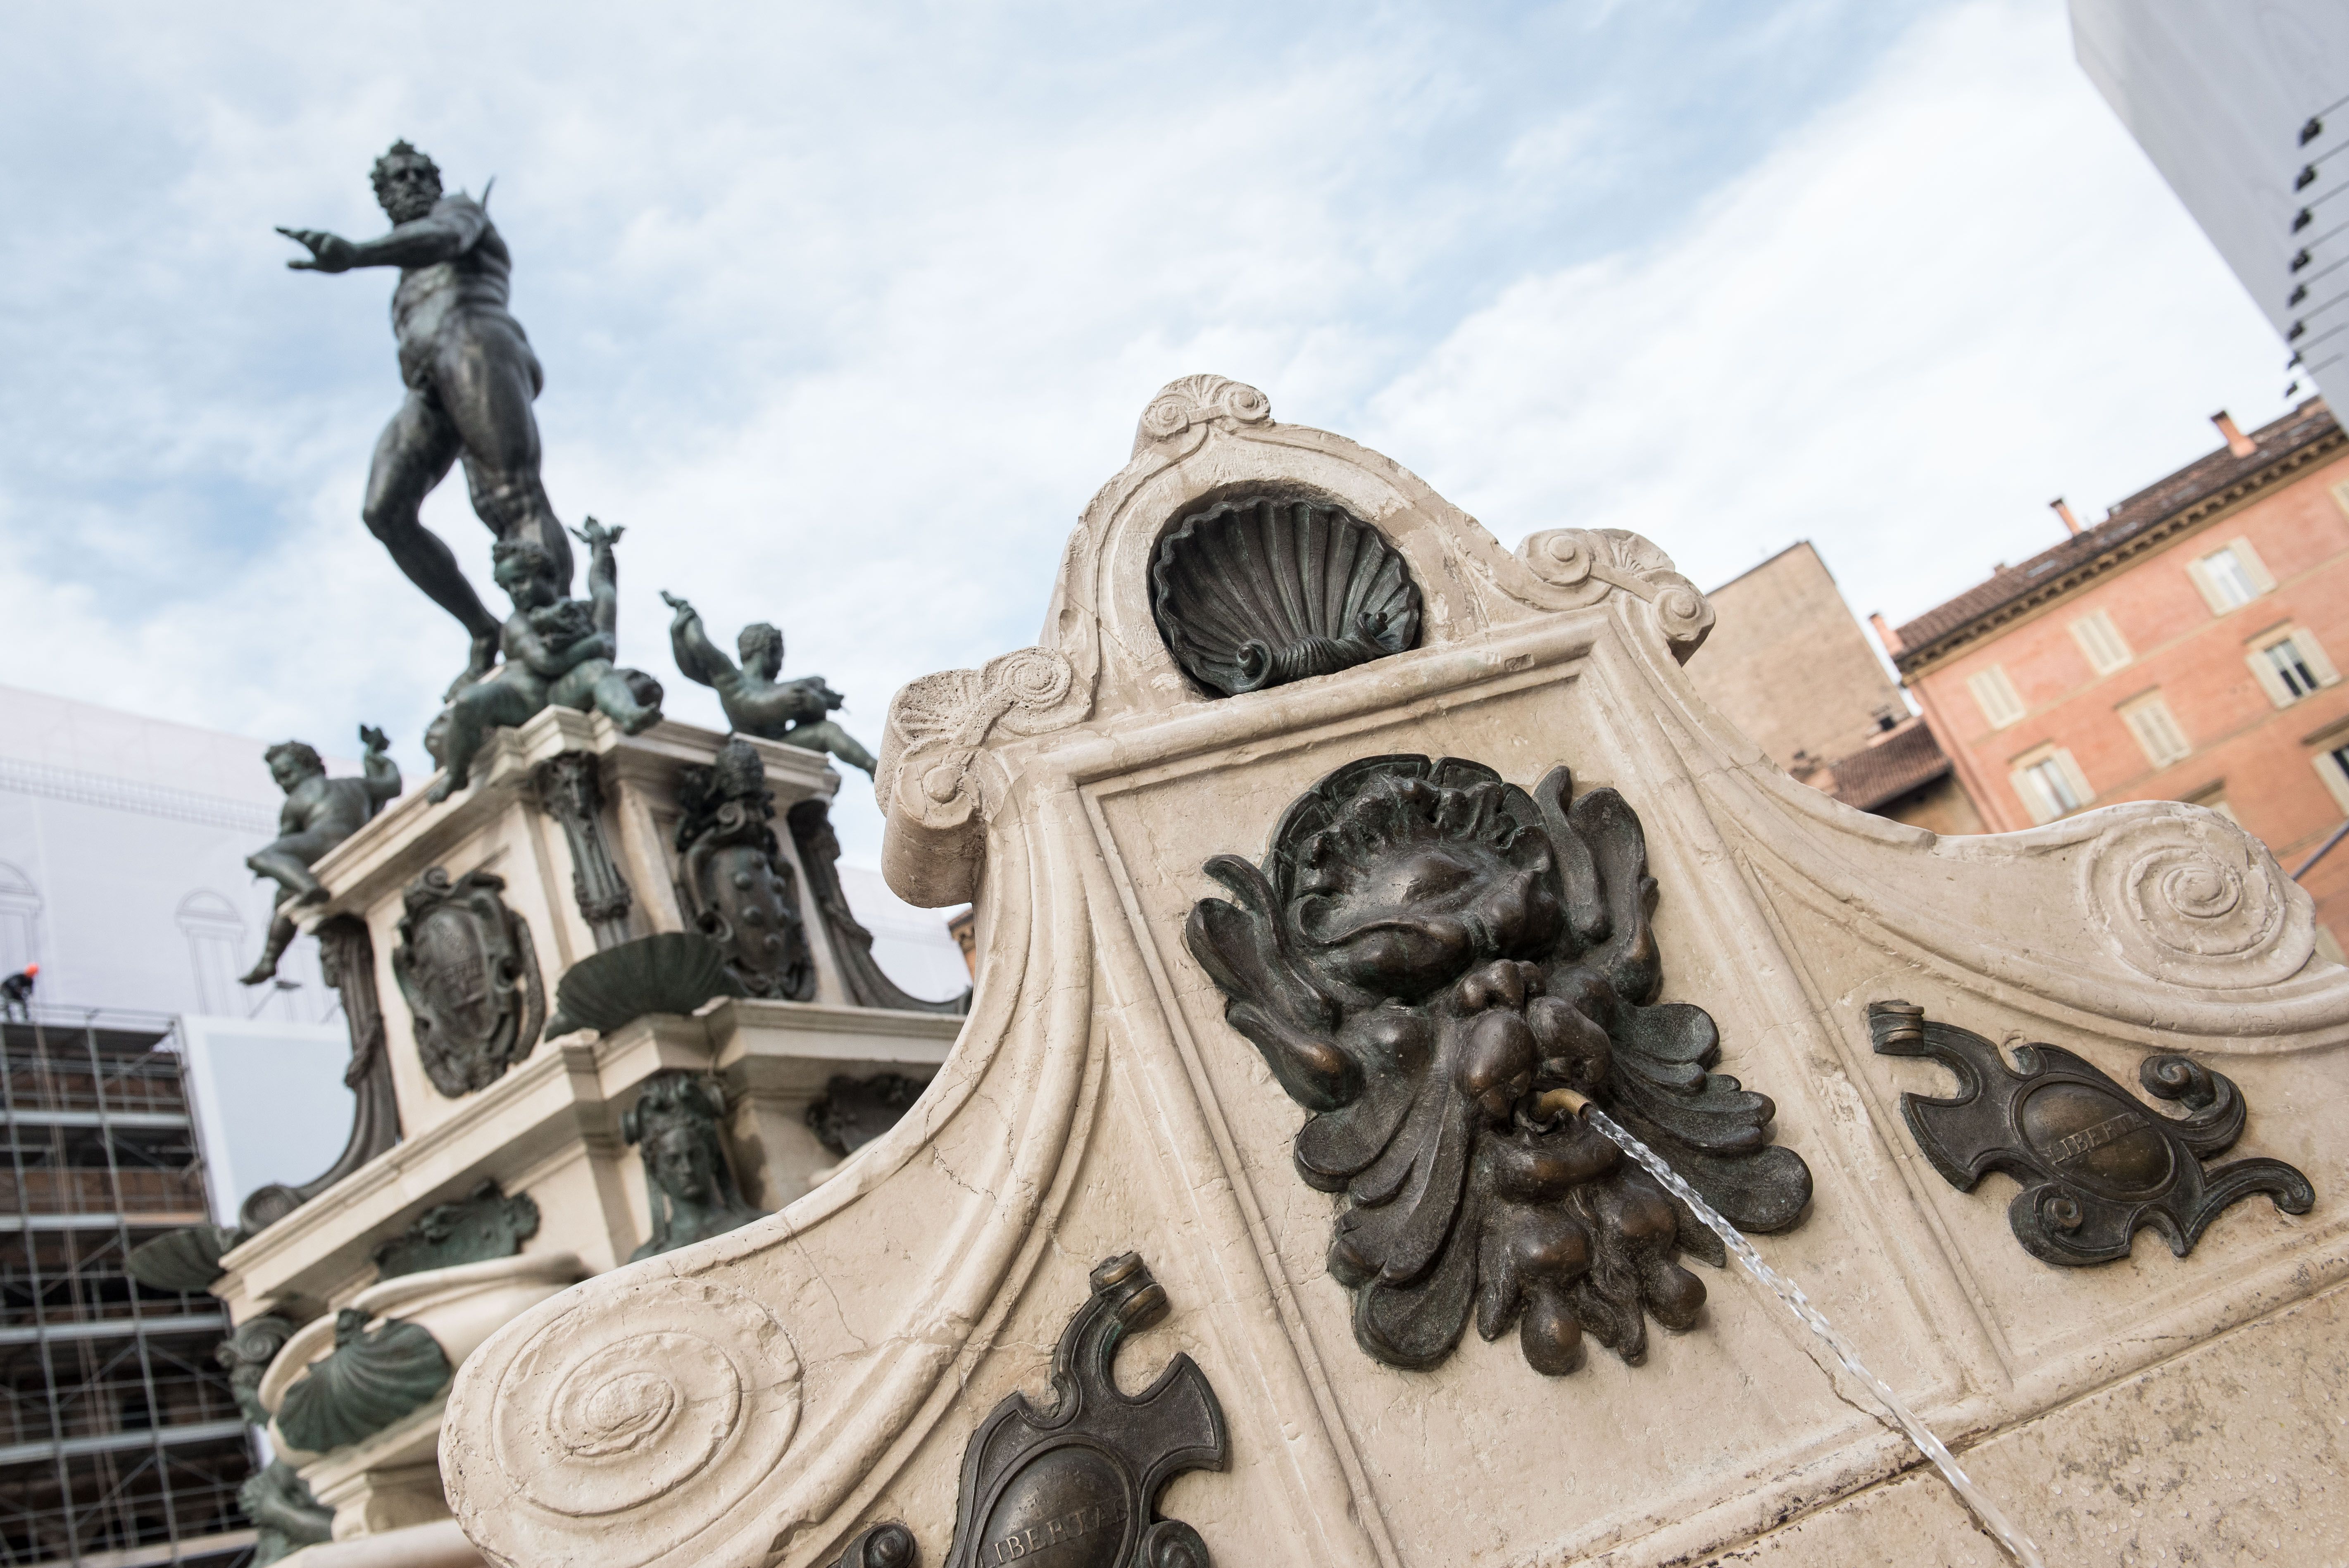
[1131,374,1273,453]
[881,646,1083,828]
[2082,811,2311,990]
[1514,528,1714,658]
[487,1278,800,1524]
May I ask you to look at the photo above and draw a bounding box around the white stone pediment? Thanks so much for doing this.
[438,378,2349,1568]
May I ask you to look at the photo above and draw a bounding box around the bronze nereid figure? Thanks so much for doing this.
[663,594,878,775]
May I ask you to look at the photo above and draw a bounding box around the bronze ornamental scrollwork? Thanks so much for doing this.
[831,1254,1225,1568]
[1185,754,1811,1375]
[1868,1001,2313,1266]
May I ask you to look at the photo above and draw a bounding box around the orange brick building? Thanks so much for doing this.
[1884,400,2349,955]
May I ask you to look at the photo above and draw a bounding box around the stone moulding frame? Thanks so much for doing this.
[438,375,2349,1568]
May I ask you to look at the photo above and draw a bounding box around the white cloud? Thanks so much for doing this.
[0,0,2297,888]
[1365,0,2294,632]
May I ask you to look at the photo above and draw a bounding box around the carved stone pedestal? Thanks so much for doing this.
[434,378,2346,1568]
[199,708,964,1568]
[303,1413,450,1541]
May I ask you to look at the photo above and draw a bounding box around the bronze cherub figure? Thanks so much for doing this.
[662,593,877,776]
[241,727,401,984]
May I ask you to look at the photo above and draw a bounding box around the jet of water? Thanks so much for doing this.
[1585,1105,2046,1568]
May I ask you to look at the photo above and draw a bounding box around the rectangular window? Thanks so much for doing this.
[2331,479,2349,519]
[2069,610,2132,675]
[2268,640,2321,699]
[2189,538,2276,614]
[2316,745,2349,816]
[2247,625,2342,707]
[2011,745,2092,824]
[1966,665,2025,729]
[2119,692,2193,768]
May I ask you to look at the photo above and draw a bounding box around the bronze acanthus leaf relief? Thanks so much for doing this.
[1186,755,1812,1375]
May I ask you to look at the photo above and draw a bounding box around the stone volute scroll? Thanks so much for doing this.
[390,866,546,1097]
[1868,1002,2314,1266]
[1187,754,1811,1373]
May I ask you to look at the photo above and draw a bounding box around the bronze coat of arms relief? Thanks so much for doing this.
[1186,754,1812,1376]
[390,866,546,1098]
[674,739,817,1002]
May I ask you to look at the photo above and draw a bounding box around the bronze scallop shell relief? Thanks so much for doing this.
[274,1309,452,1453]
[1150,497,1421,697]
[543,930,743,1040]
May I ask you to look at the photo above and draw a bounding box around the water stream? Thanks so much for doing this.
[1585,1106,2047,1568]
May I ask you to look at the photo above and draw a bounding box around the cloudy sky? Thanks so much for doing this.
[0,0,2297,876]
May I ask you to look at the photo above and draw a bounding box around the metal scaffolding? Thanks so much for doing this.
[0,1009,254,1568]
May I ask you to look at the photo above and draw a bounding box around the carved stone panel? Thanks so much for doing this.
[1149,496,1421,697]
[1185,754,1811,1374]
[676,740,816,1002]
[371,1179,540,1280]
[390,867,546,1099]
[1868,1001,2314,1266]
[833,1254,1226,1568]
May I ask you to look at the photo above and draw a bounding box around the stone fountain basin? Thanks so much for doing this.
[259,1251,590,1423]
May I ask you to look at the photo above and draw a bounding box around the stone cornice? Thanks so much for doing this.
[1894,426,2348,681]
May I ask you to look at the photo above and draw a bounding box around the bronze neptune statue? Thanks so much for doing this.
[278,141,570,696]
[662,594,878,775]
[241,728,401,985]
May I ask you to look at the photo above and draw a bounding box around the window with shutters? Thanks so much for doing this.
[1966,665,2025,729]
[2010,744,2092,824]
[2068,610,2132,675]
[2315,743,2349,816]
[2190,539,2275,613]
[2247,624,2342,707]
[2118,691,2192,769]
